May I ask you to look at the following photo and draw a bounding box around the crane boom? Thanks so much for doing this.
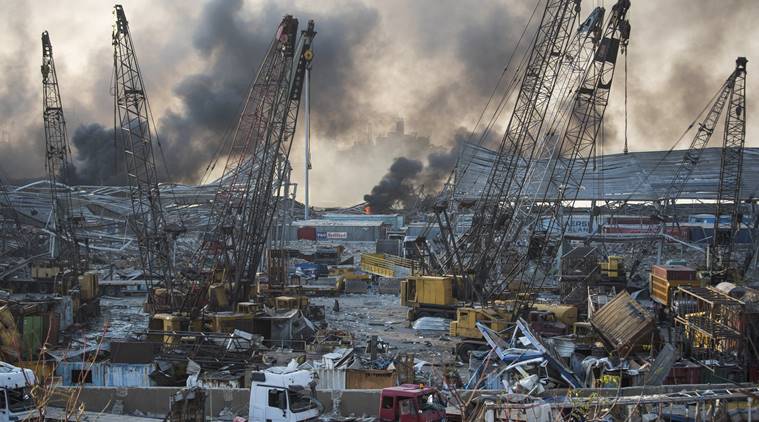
[112,4,175,306]
[713,57,748,272]
[511,0,631,304]
[459,0,580,303]
[41,30,84,277]
[655,60,741,265]
[188,16,316,310]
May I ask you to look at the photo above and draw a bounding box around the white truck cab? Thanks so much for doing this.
[0,362,37,421]
[248,366,320,422]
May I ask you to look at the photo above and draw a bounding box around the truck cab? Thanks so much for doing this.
[248,367,320,422]
[379,384,446,422]
[0,363,37,421]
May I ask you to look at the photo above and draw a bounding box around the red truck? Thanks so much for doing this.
[378,384,446,422]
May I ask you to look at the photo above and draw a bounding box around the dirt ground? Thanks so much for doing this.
[310,292,459,365]
[90,291,458,367]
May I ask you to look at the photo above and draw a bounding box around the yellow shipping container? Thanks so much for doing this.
[649,274,700,306]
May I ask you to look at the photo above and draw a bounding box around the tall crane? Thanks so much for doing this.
[449,0,581,304]
[655,59,744,264]
[511,0,631,304]
[41,30,85,280]
[713,57,747,275]
[112,4,177,309]
[186,16,316,311]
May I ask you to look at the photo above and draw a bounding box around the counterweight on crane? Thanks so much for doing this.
[41,30,85,280]
[112,4,178,310]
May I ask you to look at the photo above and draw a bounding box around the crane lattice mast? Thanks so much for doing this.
[0,175,21,256]
[655,60,742,264]
[510,0,631,304]
[452,0,581,303]
[713,57,748,273]
[187,16,316,309]
[41,31,85,278]
[112,4,176,308]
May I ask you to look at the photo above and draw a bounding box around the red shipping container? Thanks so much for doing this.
[664,360,702,385]
[651,265,696,281]
[297,226,317,241]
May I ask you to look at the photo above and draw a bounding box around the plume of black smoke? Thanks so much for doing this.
[64,0,379,185]
[156,0,379,182]
[365,127,496,212]
[363,157,423,213]
[69,123,125,185]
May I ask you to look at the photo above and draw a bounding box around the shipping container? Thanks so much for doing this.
[650,273,700,306]
[297,226,316,241]
[345,368,396,389]
[651,264,696,281]
[21,315,43,359]
[104,363,154,387]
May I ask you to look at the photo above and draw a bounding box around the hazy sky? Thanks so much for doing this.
[0,0,756,206]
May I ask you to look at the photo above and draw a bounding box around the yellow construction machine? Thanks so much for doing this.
[449,302,578,361]
[400,275,464,320]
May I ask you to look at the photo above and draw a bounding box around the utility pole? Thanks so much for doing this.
[304,63,311,220]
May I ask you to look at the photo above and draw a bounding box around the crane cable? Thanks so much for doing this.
[623,49,629,155]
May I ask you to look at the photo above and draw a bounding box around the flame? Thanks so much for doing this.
[363,205,372,215]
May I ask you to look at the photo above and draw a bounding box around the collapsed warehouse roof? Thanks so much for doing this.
[454,143,759,202]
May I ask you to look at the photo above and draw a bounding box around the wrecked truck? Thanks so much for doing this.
[248,366,322,422]
[379,384,446,422]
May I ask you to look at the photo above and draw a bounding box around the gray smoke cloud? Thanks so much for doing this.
[69,124,125,185]
[54,0,379,184]
[0,0,756,206]
[364,127,500,212]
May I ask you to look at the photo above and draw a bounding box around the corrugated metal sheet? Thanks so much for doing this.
[56,362,153,387]
[590,291,654,356]
[56,361,106,386]
[455,143,759,201]
[53,296,74,331]
[314,368,346,390]
[104,363,154,387]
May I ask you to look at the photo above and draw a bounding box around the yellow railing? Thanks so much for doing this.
[360,253,417,278]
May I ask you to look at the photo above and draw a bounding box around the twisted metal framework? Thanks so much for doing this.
[41,30,85,276]
[0,175,21,256]
[187,16,316,309]
[713,57,748,271]
[444,0,580,303]
[112,4,175,303]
